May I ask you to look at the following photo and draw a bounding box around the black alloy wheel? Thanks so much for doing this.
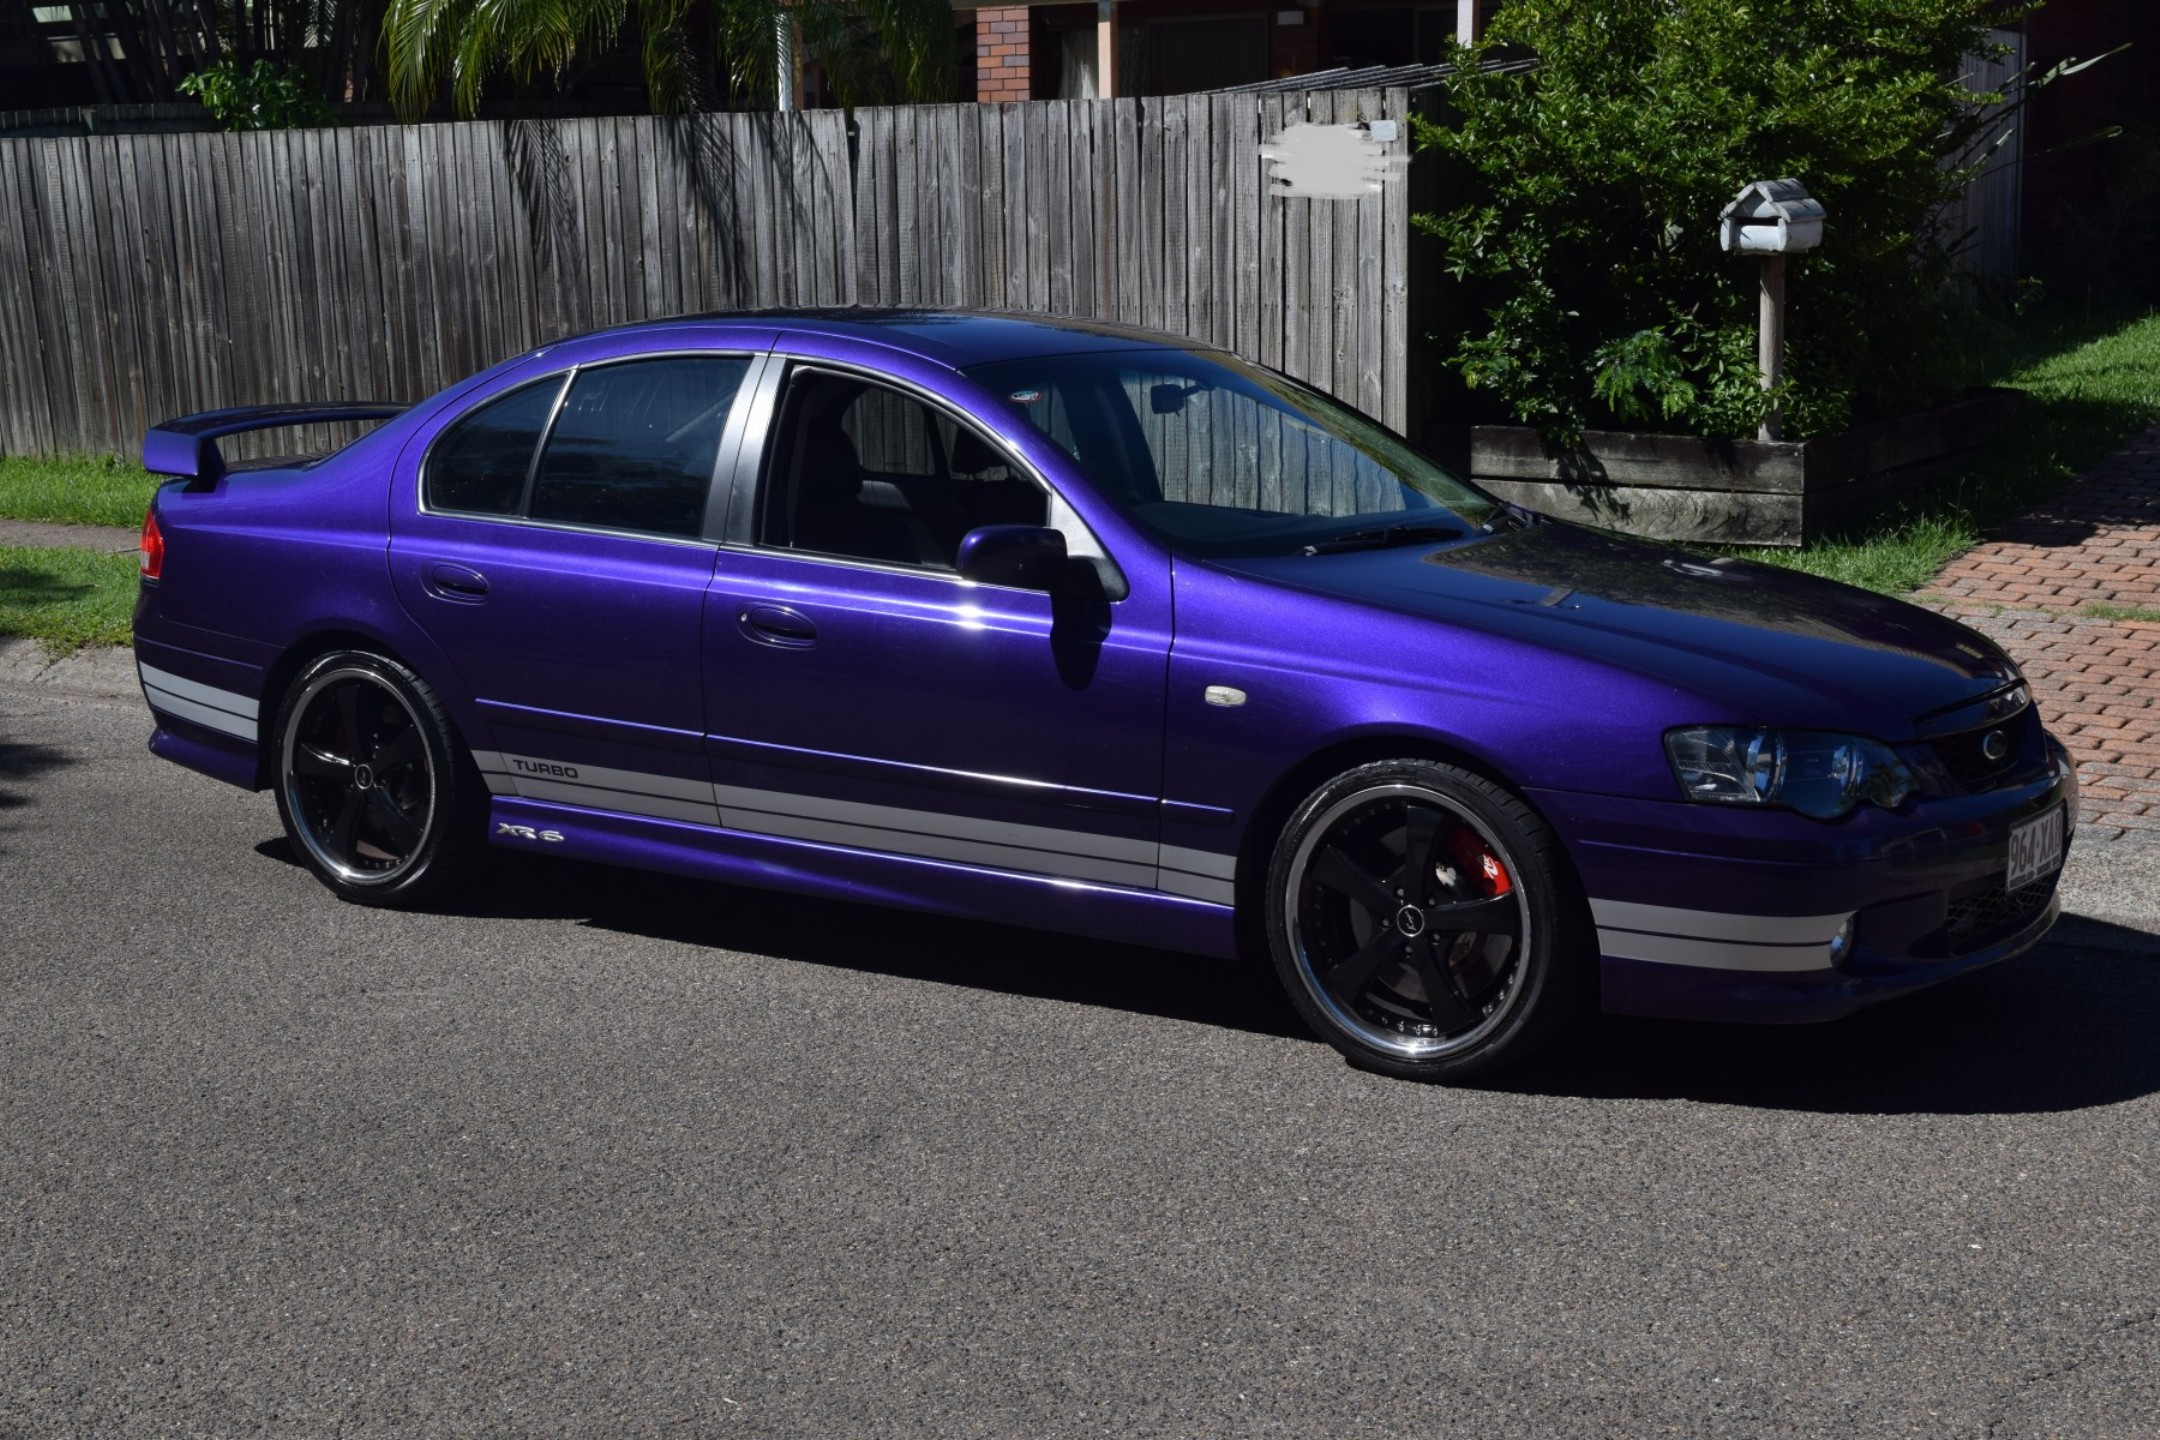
[273,651,484,905]
[1267,759,1592,1081]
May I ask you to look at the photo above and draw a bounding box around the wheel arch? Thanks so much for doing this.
[252,628,458,787]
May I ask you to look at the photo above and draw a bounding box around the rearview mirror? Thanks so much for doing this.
[956,525,1069,591]
[1150,381,1207,415]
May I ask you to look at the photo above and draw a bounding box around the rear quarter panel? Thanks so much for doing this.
[135,418,477,764]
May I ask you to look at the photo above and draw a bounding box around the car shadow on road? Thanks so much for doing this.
[0,739,76,854]
[256,838,2160,1113]
[0,739,73,806]
[256,838,1316,1043]
[1513,915,2160,1115]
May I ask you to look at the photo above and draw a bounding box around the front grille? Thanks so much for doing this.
[1945,875,2056,953]
[1930,721,2025,792]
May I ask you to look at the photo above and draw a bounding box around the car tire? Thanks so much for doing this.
[1265,758,1593,1082]
[271,649,486,908]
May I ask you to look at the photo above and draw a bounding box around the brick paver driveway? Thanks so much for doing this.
[1924,425,2160,845]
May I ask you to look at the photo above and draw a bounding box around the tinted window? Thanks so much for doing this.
[425,378,561,516]
[528,357,749,538]
[971,349,1497,558]
[763,371,1045,570]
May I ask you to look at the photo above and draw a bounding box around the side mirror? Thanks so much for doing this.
[956,524,1069,591]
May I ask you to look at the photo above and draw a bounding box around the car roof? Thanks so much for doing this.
[578,308,1215,369]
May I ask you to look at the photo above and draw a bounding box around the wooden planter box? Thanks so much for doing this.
[1463,389,2026,547]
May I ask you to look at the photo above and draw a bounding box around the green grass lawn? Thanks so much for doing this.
[0,453,160,529]
[0,546,140,652]
[1740,306,2160,595]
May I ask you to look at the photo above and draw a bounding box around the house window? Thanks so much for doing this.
[1329,4,1455,68]
[1141,14,1268,96]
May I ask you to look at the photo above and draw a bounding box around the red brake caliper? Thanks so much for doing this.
[1445,826,1512,897]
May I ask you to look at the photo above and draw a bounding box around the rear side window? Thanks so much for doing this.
[425,378,562,516]
[529,357,750,538]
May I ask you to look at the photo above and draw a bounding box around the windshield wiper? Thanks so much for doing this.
[1299,523,1464,555]
[1481,503,1538,534]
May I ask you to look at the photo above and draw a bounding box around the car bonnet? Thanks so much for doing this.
[1208,522,2020,741]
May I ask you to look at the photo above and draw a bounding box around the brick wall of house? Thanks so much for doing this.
[976,7,1033,103]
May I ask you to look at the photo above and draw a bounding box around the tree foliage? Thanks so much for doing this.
[38,0,949,118]
[383,0,957,117]
[179,57,336,128]
[1416,0,2031,442]
[35,1,394,110]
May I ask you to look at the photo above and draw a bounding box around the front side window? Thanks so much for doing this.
[760,369,1047,570]
[969,349,1499,558]
[423,355,749,539]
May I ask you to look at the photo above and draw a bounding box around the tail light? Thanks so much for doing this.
[140,507,164,582]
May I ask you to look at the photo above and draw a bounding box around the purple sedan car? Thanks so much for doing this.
[134,311,2074,1080]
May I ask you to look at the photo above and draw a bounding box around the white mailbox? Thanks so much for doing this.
[1719,178,1825,255]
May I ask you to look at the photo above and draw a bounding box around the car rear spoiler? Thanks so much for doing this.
[142,402,410,482]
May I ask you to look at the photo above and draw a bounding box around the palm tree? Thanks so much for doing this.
[383,0,955,117]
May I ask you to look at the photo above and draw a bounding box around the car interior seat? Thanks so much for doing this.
[791,413,934,566]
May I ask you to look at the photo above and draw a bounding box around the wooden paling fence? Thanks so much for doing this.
[0,89,1422,460]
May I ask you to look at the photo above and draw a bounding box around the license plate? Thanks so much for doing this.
[2006,806,2066,891]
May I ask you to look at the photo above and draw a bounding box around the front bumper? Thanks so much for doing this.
[1530,754,2074,1025]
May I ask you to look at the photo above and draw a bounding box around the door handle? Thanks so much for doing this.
[422,561,489,602]
[739,604,818,648]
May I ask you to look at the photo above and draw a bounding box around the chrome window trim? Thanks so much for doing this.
[731,356,1127,594]
[516,366,578,517]
[417,349,765,547]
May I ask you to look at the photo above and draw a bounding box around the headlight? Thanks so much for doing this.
[1665,727,1916,820]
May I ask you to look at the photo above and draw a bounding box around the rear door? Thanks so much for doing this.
[389,352,763,822]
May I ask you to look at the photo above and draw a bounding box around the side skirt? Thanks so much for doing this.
[149,721,264,792]
[485,796,1242,960]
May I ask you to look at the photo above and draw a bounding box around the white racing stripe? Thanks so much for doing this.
[479,747,1237,901]
[471,749,718,822]
[514,777,720,827]
[1158,844,1238,905]
[1591,897,1851,973]
[1157,873,1237,905]
[138,662,258,741]
[713,783,1157,864]
[720,805,1158,889]
[468,749,516,796]
[1161,844,1238,880]
[717,782,1156,886]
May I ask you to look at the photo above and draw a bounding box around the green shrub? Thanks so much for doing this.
[1417,0,2026,443]
[180,58,334,131]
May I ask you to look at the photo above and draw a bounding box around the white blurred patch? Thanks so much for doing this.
[1260,122,1406,200]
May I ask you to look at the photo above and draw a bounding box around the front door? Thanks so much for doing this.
[390,354,758,822]
[703,365,1171,888]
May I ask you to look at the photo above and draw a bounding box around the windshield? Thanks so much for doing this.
[967,348,1501,558]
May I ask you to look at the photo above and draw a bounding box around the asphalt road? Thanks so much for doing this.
[4,650,2157,1438]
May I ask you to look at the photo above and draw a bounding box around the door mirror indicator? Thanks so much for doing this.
[956,525,1069,591]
